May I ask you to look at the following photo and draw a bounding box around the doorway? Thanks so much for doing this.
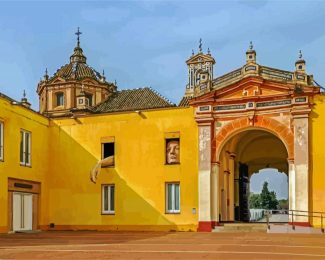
[8,178,40,232]
[13,192,33,231]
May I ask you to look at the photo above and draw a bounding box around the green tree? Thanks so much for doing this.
[260,181,278,210]
[249,193,261,209]
[278,199,289,210]
[269,191,279,209]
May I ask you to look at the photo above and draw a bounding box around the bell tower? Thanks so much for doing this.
[185,39,215,98]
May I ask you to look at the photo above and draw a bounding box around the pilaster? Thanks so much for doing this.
[197,119,213,231]
[292,111,310,224]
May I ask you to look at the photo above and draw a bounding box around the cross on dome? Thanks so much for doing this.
[75,27,82,47]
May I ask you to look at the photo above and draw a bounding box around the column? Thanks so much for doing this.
[223,170,229,221]
[198,123,212,231]
[211,162,220,226]
[229,153,236,221]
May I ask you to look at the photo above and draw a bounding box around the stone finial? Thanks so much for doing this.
[207,47,211,55]
[199,38,202,53]
[101,70,106,82]
[21,89,31,108]
[44,68,49,81]
[192,49,194,56]
[249,41,253,50]
[299,50,303,59]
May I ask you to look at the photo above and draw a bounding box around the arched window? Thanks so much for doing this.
[56,92,64,107]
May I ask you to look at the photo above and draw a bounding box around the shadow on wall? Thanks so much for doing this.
[45,120,192,232]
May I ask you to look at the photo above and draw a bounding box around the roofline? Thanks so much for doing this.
[51,105,190,120]
[0,92,49,121]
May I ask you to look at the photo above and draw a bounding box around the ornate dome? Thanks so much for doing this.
[49,43,105,82]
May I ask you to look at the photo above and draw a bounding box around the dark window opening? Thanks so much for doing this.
[102,142,114,159]
[86,93,93,106]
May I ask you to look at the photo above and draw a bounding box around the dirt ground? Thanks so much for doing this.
[0,231,325,259]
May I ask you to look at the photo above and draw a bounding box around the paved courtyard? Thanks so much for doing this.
[0,231,325,259]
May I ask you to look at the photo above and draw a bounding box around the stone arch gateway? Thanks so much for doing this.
[190,75,317,231]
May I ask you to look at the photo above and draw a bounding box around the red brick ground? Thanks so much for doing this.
[0,231,325,259]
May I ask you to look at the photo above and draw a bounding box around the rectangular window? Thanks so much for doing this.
[20,130,31,166]
[166,183,180,213]
[101,141,115,167]
[0,121,3,161]
[102,184,115,214]
[56,92,64,107]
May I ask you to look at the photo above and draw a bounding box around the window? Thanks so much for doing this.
[20,130,31,166]
[102,184,115,214]
[56,92,64,107]
[85,93,93,106]
[166,183,180,213]
[0,121,3,161]
[102,142,115,166]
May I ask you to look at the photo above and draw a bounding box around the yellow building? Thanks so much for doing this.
[1,35,325,233]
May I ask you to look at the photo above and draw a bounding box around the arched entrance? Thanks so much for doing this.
[218,129,289,222]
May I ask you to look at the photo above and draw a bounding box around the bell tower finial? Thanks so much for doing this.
[75,27,82,47]
[295,49,306,73]
[246,41,256,64]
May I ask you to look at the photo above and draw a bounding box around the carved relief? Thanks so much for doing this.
[296,124,306,147]
[199,127,211,163]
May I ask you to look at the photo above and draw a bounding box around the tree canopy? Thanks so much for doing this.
[249,181,279,210]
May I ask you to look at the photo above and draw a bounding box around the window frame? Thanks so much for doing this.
[165,182,180,214]
[20,129,31,167]
[101,184,115,215]
[0,121,3,161]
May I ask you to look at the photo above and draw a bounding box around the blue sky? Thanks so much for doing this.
[0,0,325,109]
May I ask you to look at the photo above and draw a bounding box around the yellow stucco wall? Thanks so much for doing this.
[0,96,50,232]
[311,94,325,227]
[2,91,325,232]
[46,107,198,231]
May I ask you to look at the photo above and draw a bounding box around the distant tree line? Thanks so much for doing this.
[249,181,288,210]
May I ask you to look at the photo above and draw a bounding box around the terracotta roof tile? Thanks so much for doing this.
[178,96,191,107]
[93,87,175,113]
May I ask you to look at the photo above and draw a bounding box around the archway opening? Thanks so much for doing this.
[218,129,288,223]
[249,168,288,223]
